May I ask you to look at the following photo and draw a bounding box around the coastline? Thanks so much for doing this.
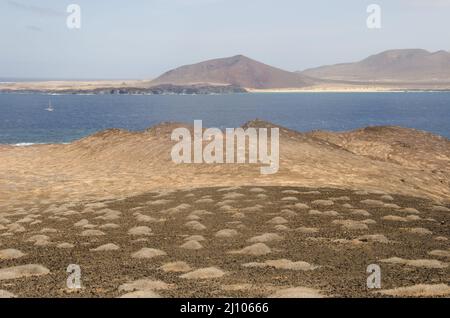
[246,85,450,93]
[3,122,449,147]
[2,80,450,95]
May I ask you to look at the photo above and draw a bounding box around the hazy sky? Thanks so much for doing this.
[1,0,449,79]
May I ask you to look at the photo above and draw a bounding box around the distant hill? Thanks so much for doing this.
[300,49,450,83]
[151,55,312,89]
[3,49,450,93]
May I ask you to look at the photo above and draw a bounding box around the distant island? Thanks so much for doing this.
[1,49,450,94]
[301,49,450,83]
[0,83,246,95]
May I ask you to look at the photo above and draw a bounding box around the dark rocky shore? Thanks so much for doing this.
[0,84,247,95]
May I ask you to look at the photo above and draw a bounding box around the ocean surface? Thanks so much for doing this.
[0,92,449,145]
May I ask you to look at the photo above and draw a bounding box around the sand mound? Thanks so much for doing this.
[163,203,192,215]
[267,217,288,225]
[243,259,318,271]
[250,188,266,193]
[0,290,16,298]
[384,203,401,209]
[80,230,105,237]
[180,240,203,250]
[311,200,334,206]
[118,278,171,292]
[90,243,120,251]
[223,192,245,200]
[195,198,214,204]
[221,284,255,291]
[400,227,432,235]
[217,186,241,192]
[40,228,57,233]
[332,220,369,231]
[377,284,450,297]
[323,210,340,216]
[74,219,89,227]
[293,203,309,210]
[380,194,393,201]
[26,234,51,246]
[382,215,420,222]
[401,208,421,214]
[351,209,371,217]
[360,199,385,207]
[180,267,226,279]
[135,213,159,223]
[215,229,239,238]
[381,257,447,269]
[186,214,201,221]
[242,206,263,213]
[269,287,325,298]
[0,264,50,280]
[281,209,297,217]
[329,196,350,202]
[281,197,298,202]
[295,227,319,234]
[247,233,283,243]
[184,221,207,231]
[99,223,120,229]
[7,223,26,233]
[146,199,172,206]
[357,234,389,243]
[128,226,152,236]
[131,248,167,259]
[282,190,300,194]
[160,261,192,273]
[229,243,272,256]
[431,206,450,212]
[184,235,206,242]
[428,250,450,258]
[57,243,74,249]
[0,249,25,260]
[190,210,213,217]
[274,225,289,231]
[119,290,161,298]
[95,209,122,221]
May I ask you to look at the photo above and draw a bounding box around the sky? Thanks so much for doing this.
[0,0,449,79]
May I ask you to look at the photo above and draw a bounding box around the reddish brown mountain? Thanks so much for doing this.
[301,49,450,83]
[151,55,312,89]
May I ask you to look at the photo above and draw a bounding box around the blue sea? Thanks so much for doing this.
[0,92,449,145]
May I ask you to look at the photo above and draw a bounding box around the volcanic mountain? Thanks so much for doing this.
[300,49,450,83]
[151,55,312,89]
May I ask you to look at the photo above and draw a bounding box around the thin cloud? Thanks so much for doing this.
[6,0,65,17]
[26,25,43,32]
[402,0,450,7]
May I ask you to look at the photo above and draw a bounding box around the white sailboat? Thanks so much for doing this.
[45,100,54,112]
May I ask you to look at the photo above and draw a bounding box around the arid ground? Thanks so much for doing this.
[0,121,448,298]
